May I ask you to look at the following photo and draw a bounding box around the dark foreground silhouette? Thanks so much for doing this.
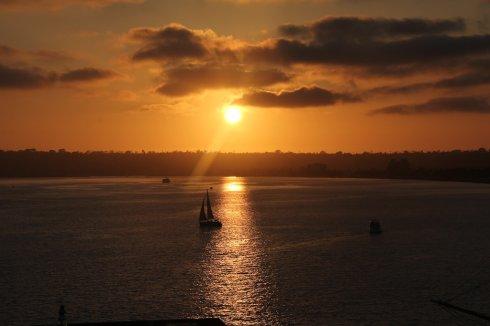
[37,319,225,326]
[35,304,226,325]
[1,149,489,183]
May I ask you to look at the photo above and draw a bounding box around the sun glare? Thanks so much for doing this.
[224,106,242,124]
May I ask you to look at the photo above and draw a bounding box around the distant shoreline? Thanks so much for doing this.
[1,149,489,184]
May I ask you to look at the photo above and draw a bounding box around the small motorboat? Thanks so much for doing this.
[199,190,222,228]
[370,219,382,234]
[161,177,171,184]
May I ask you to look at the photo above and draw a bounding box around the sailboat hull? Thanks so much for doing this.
[199,219,222,228]
[369,220,382,234]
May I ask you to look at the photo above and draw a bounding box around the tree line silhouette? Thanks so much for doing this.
[0,149,489,183]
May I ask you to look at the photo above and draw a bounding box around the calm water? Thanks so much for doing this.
[0,177,489,325]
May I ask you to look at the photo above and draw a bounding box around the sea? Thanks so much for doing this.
[0,177,489,325]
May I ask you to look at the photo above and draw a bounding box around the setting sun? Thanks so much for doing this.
[224,106,242,124]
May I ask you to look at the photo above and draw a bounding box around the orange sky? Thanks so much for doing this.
[0,0,489,152]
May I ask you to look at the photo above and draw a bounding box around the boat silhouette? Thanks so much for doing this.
[369,219,382,234]
[199,190,222,228]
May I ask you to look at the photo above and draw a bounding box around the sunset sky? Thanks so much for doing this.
[0,0,489,152]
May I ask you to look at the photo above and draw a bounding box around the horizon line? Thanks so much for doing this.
[1,148,489,155]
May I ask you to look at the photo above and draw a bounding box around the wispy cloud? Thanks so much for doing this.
[370,96,490,115]
[0,63,120,89]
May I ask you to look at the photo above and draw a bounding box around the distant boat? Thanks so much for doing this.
[370,219,382,234]
[199,190,222,228]
[161,177,171,184]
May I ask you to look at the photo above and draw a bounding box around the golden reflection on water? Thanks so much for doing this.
[198,177,278,325]
[223,180,244,192]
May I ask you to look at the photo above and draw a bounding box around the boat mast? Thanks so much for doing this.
[206,190,214,220]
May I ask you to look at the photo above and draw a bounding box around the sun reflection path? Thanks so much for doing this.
[223,179,244,192]
[198,177,279,325]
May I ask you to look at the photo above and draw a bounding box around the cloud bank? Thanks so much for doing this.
[126,16,489,110]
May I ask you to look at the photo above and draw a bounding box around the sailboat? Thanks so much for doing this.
[199,190,222,228]
[369,219,382,234]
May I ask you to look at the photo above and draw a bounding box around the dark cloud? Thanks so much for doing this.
[0,63,56,88]
[245,34,490,68]
[156,64,290,96]
[278,24,310,39]
[359,60,457,77]
[370,71,490,95]
[59,67,119,83]
[130,25,209,62]
[370,96,490,115]
[369,82,430,95]
[0,42,118,90]
[235,86,360,108]
[245,17,490,77]
[279,17,465,42]
[434,71,490,88]
[362,66,418,78]
[0,63,119,89]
